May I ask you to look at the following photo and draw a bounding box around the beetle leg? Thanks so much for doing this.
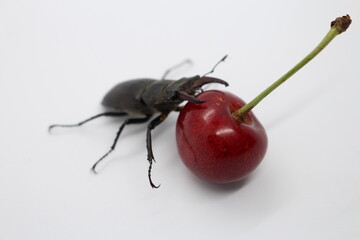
[48,112,127,132]
[146,113,168,188]
[91,115,152,173]
[161,59,192,80]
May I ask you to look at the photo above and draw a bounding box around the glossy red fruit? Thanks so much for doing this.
[176,90,268,184]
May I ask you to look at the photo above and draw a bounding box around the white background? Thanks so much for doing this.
[0,0,359,239]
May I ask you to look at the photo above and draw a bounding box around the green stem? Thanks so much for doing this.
[233,15,351,121]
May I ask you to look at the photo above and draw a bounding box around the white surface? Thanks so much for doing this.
[0,0,359,239]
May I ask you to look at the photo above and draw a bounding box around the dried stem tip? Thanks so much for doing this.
[331,14,352,33]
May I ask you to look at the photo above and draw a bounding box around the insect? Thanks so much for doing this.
[49,56,229,188]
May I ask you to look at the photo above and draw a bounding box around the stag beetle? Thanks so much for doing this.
[49,56,229,188]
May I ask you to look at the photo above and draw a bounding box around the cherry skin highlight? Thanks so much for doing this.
[176,90,268,184]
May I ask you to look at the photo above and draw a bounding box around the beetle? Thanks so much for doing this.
[49,56,229,188]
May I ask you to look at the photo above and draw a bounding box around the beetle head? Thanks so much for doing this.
[163,75,229,104]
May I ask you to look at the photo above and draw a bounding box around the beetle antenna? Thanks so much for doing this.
[202,55,228,77]
[162,59,193,80]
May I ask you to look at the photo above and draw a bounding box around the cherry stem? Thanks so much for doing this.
[233,15,352,121]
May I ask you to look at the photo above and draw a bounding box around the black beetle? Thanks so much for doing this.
[49,56,229,188]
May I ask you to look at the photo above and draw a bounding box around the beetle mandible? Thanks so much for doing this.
[49,56,229,188]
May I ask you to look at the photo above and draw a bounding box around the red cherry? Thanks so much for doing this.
[176,15,351,184]
[176,90,268,184]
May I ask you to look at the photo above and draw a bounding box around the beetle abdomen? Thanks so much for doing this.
[102,79,157,116]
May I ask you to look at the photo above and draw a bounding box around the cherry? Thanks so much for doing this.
[176,90,267,183]
[176,15,351,184]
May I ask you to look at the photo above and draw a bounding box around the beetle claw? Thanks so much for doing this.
[91,167,98,174]
[178,91,206,104]
[148,157,160,188]
[193,77,229,89]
